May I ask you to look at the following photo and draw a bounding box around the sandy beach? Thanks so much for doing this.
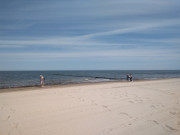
[0,79,180,135]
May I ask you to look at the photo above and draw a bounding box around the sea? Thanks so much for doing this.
[0,70,180,89]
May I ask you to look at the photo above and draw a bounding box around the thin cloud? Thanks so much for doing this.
[81,19,180,38]
[1,18,180,48]
[1,48,179,59]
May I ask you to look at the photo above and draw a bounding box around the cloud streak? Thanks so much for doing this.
[1,47,179,60]
[1,18,180,48]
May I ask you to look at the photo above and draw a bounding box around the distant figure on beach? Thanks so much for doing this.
[40,75,45,87]
[129,74,133,82]
[126,74,129,81]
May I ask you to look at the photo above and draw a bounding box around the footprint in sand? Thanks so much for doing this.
[10,108,16,113]
[169,111,177,115]
[7,115,10,120]
[129,101,134,103]
[3,115,10,121]
[13,122,19,129]
[119,112,132,119]
[102,105,111,112]
[165,124,178,131]
[169,108,180,116]
[101,128,113,135]
[106,128,113,134]
[150,105,157,109]
[119,112,129,116]
[148,120,159,125]
[91,100,98,106]
[78,97,85,102]
[152,120,159,124]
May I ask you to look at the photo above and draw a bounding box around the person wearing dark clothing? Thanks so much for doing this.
[126,74,129,81]
[129,74,133,82]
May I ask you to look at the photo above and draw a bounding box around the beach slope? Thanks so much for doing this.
[0,79,180,135]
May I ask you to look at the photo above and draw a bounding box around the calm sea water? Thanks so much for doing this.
[0,70,180,89]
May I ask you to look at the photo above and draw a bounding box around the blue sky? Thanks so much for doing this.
[0,0,180,70]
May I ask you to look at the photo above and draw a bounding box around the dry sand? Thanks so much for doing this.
[0,79,180,135]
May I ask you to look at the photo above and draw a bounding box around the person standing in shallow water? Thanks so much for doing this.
[40,75,45,87]
[129,74,133,82]
[126,74,129,81]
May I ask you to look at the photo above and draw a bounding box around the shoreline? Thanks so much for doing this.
[0,77,179,93]
[1,70,180,91]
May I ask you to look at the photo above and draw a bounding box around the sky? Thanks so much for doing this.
[0,0,180,70]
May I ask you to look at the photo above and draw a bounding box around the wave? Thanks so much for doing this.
[52,73,119,80]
